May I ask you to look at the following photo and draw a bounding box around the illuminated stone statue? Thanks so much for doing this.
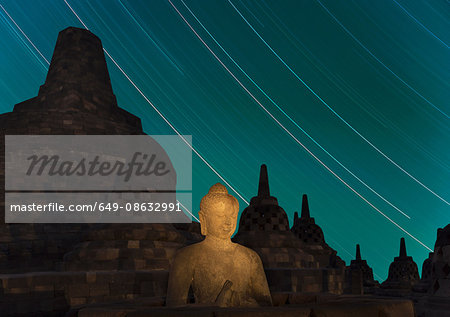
[166,183,272,307]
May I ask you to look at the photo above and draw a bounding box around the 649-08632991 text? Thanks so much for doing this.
[9,201,182,213]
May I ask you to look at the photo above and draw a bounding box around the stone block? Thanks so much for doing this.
[67,283,90,297]
[86,272,97,284]
[128,309,214,317]
[140,281,157,296]
[103,294,127,302]
[135,271,169,282]
[15,299,41,314]
[95,272,117,284]
[7,287,30,295]
[31,272,61,285]
[311,298,415,317]
[288,293,318,304]
[301,283,321,293]
[78,308,133,317]
[39,298,56,312]
[128,240,140,248]
[87,296,106,304]
[110,282,136,296]
[33,284,54,292]
[217,308,311,317]
[96,248,120,260]
[53,296,70,310]
[89,284,110,297]
[5,276,30,288]
[113,271,136,284]
[70,296,87,306]
[64,272,88,284]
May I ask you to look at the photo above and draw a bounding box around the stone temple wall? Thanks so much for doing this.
[0,27,142,275]
[0,27,182,315]
[0,271,168,315]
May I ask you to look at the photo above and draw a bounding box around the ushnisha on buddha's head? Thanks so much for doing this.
[198,183,239,239]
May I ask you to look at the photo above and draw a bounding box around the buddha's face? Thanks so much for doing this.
[200,199,238,240]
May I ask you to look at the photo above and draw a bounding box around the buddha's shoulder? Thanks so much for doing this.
[173,242,205,260]
[233,243,262,261]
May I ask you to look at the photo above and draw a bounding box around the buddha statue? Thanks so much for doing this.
[166,183,272,307]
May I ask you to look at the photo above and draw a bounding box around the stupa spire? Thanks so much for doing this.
[399,237,407,258]
[356,244,361,261]
[257,164,270,197]
[301,194,310,219]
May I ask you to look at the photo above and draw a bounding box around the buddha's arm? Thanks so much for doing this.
[250,252,273,306]
[166,249,194,307]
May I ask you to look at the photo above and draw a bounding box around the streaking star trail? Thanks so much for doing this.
[227,0,450,206]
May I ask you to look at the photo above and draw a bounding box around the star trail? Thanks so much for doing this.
[0,0,448,280]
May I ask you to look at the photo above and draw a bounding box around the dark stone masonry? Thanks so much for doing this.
[379,238,420,296]
[0,27,448,316]
[346,244,379,294]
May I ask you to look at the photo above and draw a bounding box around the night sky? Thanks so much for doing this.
[0,0,449,281]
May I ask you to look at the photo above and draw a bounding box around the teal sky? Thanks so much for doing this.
[0,0,449,281]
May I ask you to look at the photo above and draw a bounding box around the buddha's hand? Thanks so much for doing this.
[215,280,234,307]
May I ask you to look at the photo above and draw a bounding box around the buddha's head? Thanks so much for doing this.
[199,183,239,239]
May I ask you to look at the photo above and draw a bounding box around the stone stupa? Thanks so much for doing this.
[233,165,316,269]
[0,25,150,273]
[346,244,379,294]
[413,252,433,293]
[415,224,450,316]
[0,28,185,311]
[380,238,419,296]
[233,165,347,297]
[290,194,345,269]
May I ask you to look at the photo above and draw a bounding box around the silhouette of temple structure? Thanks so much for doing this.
[233,165,315,269]
[414,252,433,293]
[0,26,146,273]
[415,224,450,316]
[233,165,346,297]
[429,224,450,296]
[346,244,378,294]
[0,28,143,137]
[291,194,345,269]
[0,26,448,316]
[0,27,182,314]
[379,238,420,296]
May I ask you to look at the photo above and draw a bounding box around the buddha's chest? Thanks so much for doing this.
[191,251,253,302]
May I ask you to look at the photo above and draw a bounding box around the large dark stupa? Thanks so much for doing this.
[0,27,143,136]
[0,26,148,275]
[0,27,186,315]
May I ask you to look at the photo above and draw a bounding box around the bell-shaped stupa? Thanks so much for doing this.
[290,194,345,269]
[0,27,180,274]
[233,165,315,268]
[346,244,378,293]
[380,238,419,295]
